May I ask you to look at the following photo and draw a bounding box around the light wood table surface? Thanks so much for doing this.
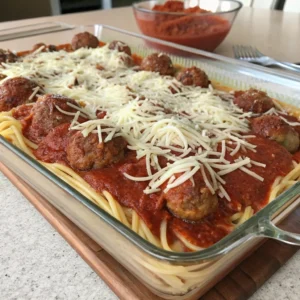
[0,6,299,300]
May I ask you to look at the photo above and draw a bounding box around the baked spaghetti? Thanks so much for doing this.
[0,32,299,254]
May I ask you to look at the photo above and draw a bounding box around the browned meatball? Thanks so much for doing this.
[141,53,175,76]
[32,43,57,52]
[0,49,17,64]
[66,132,127,170]
[251,115,300,153]
[71,32,99,50]
[30,94,81,143]
[280,113,300,136]
[176,66,210,88]
[108,40,131,56]
[234,89,275,114]
[0,77,40,112]
[107,40,133,67]
[34,123,73,163]
[164,172,218,221]
[48,45,57,52]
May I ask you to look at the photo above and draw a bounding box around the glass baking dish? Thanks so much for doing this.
[0,24,300,299]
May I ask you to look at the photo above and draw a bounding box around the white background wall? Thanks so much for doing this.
[238,0,300,12]
[284,0,300,12]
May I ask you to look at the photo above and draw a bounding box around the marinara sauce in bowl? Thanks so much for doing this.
[133,0,242,52]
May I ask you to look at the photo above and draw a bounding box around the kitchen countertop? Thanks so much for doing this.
[0,5,300,300]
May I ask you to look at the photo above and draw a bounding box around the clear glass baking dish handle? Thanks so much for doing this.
[254,182,300,246]
[257,217,300,245]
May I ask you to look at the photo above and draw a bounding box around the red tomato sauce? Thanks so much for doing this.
[169,137,294,247]
[293,151,300,163]
[81,152,232,247]
[12,105,32,120]
[82,153,169,237]
[33,123,71,164]
[135,1,231,52]
[17,44,73,57]
[23,115,294,247]
[132,54,143,66]
[17,42,105,57]
[223,137,294,211]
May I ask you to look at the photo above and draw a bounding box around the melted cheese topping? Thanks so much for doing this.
[1,45,272,198]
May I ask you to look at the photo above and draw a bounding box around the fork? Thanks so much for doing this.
[233,45,300,72]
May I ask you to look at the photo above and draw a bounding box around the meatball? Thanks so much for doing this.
[107,40,133,67]
[0,49,17,64]
[66,132,127,170]
[108,40,131,56]
[71,32,99,50]
[48,45,57,52]
[0,77,40,112]
[30,94,81,143]
[32,43,57,52]
[176,66,210,88]
[34,123,72,163]
[164,173,218,221]
[251,115,300,153]
[141,53,175,76]
[279,113,300,136]
[234,89,275,114]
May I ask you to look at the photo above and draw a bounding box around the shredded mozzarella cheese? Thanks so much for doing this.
[2,44,270,198]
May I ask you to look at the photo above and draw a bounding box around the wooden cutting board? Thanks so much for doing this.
[0,162,299,300]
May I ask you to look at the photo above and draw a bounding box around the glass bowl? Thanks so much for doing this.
[133,0,242,52]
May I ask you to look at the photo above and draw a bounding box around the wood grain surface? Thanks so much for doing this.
[0,162,298,300]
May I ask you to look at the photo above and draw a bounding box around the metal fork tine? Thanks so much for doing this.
[249,46,256,58]
[233,46,241,59]
[233,45,260,60]
[232,45,300,72]
[247,46,254,58]
[235,45,261,59]
[236,45,245,59]
[242,46,251,59]
[239,46,245,58]
[235,45,242,59]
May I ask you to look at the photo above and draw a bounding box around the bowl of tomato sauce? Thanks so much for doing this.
[133,0,242,52]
